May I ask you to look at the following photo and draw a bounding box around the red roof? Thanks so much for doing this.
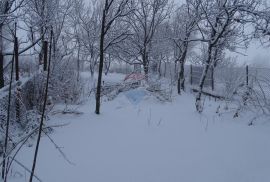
[124,73,145,82]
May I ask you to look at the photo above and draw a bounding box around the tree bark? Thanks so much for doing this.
[15,37,19,81]
[77,41,80,81]
[29,29,53,182]
[2,53,15,181]
[158,59,162,78]
[0,25,4,89]
[14,37,20,123]
[105,54,111,75]
[195,43,213,112]
[142,52,149,78]
[0,52,4,88]
[95,5,107,115]
[164,62,167,78]
[43,41,48,71]
[177,45,188,95]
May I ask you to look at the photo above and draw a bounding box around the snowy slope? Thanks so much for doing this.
[7,73,270,182]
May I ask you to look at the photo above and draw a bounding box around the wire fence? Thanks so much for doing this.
[1,62,270,125]
[187,65,270,102]
[110,62,270,104]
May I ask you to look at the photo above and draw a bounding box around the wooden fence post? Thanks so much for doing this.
[246,65,249,86]
[211,66,214,91]
[190,64,193,85]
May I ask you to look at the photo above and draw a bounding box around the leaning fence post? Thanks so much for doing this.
[190,64,193,85]
[211,66,214,91]
[246,65,249,86]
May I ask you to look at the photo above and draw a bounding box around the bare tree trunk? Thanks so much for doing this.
[177,46,188,94]
[190,64,193,85]
[177,61,180,93]
[43,41,48,71]
[0,1,14,89]
[15,34,20,123]
[39,0,46,67]
[0,25,4,89]
[142,46,149,79]
[143,58,149,77]
[14,23,20,125]
[105,54,111,75]
[174,60,177,81]
[89,58,95,78]
[2,53,15,181]
[95,0,129,114]
[143,61,148,76]
[90,66,94,78]
[29,29,53,182]
[14,37,19,81]
[246,65,249,86]
[105,61,111,75]
[0,52,3,88]
[95,5,106,115]
[164,62,167,78]
[77,41,80,81]
[158,59,162,78]
[211,66,214,91]
[195,44,213,112]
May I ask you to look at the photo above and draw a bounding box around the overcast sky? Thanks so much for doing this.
[237,41,270,67]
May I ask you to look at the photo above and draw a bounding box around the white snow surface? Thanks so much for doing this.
[8,73,270,182]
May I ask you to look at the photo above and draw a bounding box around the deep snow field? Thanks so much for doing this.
[8,73,270,182]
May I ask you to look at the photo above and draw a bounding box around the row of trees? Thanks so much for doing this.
[92,0,270,113]
[1,0,270,113]
[1,0,270,180]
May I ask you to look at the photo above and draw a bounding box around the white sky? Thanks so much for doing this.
[235,41,270,67]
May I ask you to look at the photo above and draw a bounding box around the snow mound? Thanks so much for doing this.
[124,89,147,105]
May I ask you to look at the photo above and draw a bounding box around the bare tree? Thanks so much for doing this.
[123,0,172,77]
[29,28,53,182]
[250,2,270,44]
[95,0,131,114]
[171,0,201,94]
[71,0,101,77]
[151,21,172,77]
[23,0,61,70]
[195,0,259,112]
[0,0,25,88]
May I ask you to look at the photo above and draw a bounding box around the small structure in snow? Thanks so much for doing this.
[124,73,145,83]
[124,62,145,85]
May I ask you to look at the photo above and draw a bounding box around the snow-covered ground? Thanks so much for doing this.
[8,73,270,182]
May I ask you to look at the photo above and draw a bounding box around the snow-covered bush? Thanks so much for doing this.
[216,66,246,99]
[49,59,83,105]
[21,57,84,112]
[0,88,43,156]
[232,73,270,124]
